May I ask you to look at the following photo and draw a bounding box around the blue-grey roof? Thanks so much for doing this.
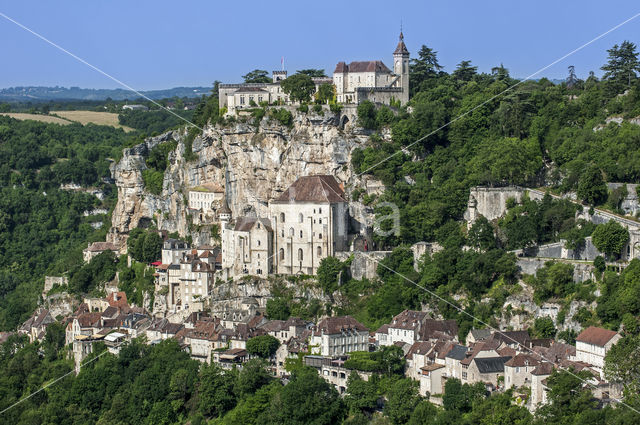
[445,344,468,360]
[474,356,512,374]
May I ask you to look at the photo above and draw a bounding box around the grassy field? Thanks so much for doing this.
[54,110,134,132]
[1,113,72,125]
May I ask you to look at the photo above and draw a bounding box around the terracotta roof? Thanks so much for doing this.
[497,346,517,357]
[390,310,427,330]
[86,242,118,252]
[273,175,346,203]
[407,341,432,359]
[488,330,531,347]
[333,60,392,74]
[531,362,554,376]
[77,312,102,328]
[316,316,368,335]
[419,319,458,340]
[233,217,273,232]
[107,292,128,309]
[576,326,619,347]
[504,353,540,368]
[260,320,288,333]
[376,324,390,334]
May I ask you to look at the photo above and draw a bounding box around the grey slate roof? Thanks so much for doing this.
[445,344,468,360]
[474,356,512,374]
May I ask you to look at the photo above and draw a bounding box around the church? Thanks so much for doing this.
[219,175,350,278]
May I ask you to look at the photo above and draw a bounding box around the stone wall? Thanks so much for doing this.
[516,258,595,282]
[335,251,392,280]
[465,186,525,223]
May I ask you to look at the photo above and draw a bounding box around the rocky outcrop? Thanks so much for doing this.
[109,111,371,248]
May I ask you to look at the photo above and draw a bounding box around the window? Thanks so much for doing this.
[313,209,316,213]
[281,230,284,237]
[257,223,260,229]
[257,240,261,246]
[317,246,322,257]
[240,96,245,105]
[319,218,322,224]
[289,227,294,236]
[318,233,322,239]
[279,248,284,260]
[300,230,303,238]
[298,213,303,223]
[280,213,285,223]
[298,248,303,261]
[319,207,322,214]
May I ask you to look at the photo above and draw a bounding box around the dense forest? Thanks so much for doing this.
[2,38,640,423]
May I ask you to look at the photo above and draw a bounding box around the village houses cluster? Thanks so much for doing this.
[11,32,634,414]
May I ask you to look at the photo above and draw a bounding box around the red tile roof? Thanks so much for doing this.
[273,175,346,203]
[315,316,368,335]
[576,326,619,347]
[333,60,392,74]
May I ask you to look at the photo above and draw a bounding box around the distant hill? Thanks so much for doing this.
[0,86,212,102]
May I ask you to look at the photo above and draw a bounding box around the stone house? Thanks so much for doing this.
[82,241,118,263]
[504,353,540,390]
[161,239,190,265]
[466,356,512,387]
[310,316,369,357]
[221,217,273,276]
[19,308,55,343]
[188,182,224,223]
[419,363,446,397]
[444,344,468,379]
[530,362,554,408]
[573,326,621,377]
[146,318,184,343]
[66,312,102,345]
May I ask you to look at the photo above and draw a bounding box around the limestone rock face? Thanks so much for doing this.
[109,111,371,248]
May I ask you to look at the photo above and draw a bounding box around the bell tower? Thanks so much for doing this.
[393,31,410,104]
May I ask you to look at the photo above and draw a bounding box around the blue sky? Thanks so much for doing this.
[0,1,639,90]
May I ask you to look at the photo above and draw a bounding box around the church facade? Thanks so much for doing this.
[220,175,349,278]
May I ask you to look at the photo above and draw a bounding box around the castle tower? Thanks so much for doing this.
[393,31,410,105]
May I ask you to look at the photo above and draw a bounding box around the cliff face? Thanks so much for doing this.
[109,111,370,247]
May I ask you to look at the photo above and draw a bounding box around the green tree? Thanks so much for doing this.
[246,335,280,359]
[577,166,608,205]
[265,367,345,425]
[468,216,496,251]
[591,220,629,259]
[383,378,421,425]
[601,41,640,92]
[235,359,272,398]
[198,363,238,418]
[452,60,477,82]
[316,256,347,298]
[604,334,640,404]
[533,316,557,338]
[297,69,326,77]
[357,101,377,129]
[242,70,271,84]
[344,371,378,416]
[315,83,335,104]
[266,297,291,320]
[280,74,316,103]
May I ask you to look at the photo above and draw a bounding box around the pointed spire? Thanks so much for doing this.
[394,29,409,56]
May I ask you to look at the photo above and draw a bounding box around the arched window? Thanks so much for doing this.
[317,246,322,257]
[281,230,284,237]
[318,233,322,239]
[300,230,303,238]
[319,207,322,214]
[280,212,285,223]
[257,240,261,246]
[298,248,303,261]
[289,227,294,236]
[319,218,322,224]
[257,223,261,229]
[279,248,285,260]
[299,213,304,223]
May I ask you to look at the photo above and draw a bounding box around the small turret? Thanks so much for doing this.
[219,197,232,223]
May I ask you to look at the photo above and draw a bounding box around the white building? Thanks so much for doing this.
[310,316,369,357]
[504,353,540,390]
[269,175,349,275]
[161,239,190,265]
[333,32,409,106]
[574,326,621,377]
[220,175,349,278]
[188,182,225,223]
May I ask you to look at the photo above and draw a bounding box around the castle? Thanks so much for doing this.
[218,33,410,114]
[220,175,350,277]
